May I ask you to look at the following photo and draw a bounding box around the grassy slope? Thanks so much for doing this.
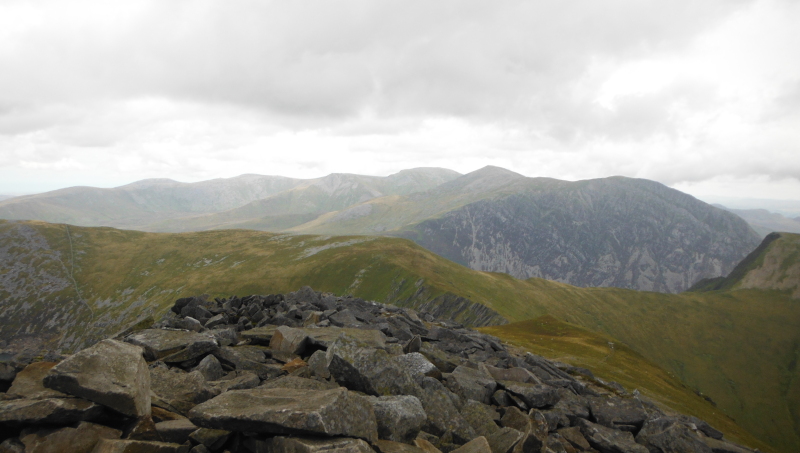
[481,316,774,452]
[1,221,798,452]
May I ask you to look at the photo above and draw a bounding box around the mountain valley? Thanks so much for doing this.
[0,220,798,452]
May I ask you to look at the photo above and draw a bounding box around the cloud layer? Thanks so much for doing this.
[1,0,798,200]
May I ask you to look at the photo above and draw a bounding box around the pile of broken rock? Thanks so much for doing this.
[0,286,756,453]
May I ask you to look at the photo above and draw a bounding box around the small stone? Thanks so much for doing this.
[499,381,560,409]
[19,422,121,453]
[394,353,442,381]
[281,358,308,374]
[124,416,162,441]
[451,436,492,453]
[486,427,524,453]
[193,355,224,382]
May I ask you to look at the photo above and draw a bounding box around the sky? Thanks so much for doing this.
[1,0,799,204]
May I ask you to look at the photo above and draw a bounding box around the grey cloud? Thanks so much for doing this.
[0,0,752,125]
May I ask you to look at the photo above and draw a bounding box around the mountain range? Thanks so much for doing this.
[0,220,797,452]
[0,167,762,293]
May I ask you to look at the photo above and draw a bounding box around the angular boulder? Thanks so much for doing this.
[149,368,216,415]
[326,337,418,396]
[635,417,712,453]
[413,378,476,444]
[270,326,309,355]
[193,355,224,382]
[154,419,198,444]
[459,400,500,438]
[394,353,442,381]
[188,387,378,442]
[499,381,560,409]
[125,329,217,362]
[443,366,496,405]
[577,419,649,453]
[486,427,524,453]
[588,397,648,431]
[371,395,427,444]
[374,440,426,453]
[42,339,150,418]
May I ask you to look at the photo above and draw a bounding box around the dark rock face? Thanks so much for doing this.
[0,287,757,453]
[406,178,761,293]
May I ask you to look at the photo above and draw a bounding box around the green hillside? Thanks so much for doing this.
[481,316,774,452]
[1,221,798,452]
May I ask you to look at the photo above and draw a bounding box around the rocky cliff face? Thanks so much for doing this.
[0,287,757,453]
[406,177,761,293]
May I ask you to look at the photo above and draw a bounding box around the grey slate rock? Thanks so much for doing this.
[443,366,497,405]
[371,395,427,443]
[187,387,379,442]
[459,400,500,438]
[499,381,560,409]
[577,418,649,453]
[394,353,442,381]
[0,397,103,425]
[193,355,224,382]
[91,439,190,452]
[149,368,216,415]
[155,419,198,444]
[43,339,151,418]
[413,378,476,444]
[19,421,121,453]
[588,397,648,431]
[485,427,524,453]
[327,337,419,397]
[264,436,376,453]
[635,417,712,453]
[125,329,216,362]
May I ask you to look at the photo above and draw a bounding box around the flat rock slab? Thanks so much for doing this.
[370,395,426,443]
[0,397,103,425]
[259,375,339,391]
[20,421,121,453]
[499,381,560,409]
[154,419,197,444]
[91,439,190,453]
[43,339,151,418]
[125,329,217,362]
[263,436,376,453]
[588,397,648,429]
[7,363,67,399]
[188,387,378,442]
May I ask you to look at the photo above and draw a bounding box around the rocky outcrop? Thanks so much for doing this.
[405,176,761,293]
[0,287,757,453]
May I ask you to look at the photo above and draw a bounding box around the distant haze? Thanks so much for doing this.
[1,0,799,200]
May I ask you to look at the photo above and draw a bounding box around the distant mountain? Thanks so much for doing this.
[145,168,462,232]
[294,167,761,293]
[0,168,460,231]
[715,205,800,237]
[689,232,800,298]
[0,166,761,293]
[0,175,304,229]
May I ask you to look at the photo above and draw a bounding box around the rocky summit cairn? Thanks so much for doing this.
[0,286,757,453]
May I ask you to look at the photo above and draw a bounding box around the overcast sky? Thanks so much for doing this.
[1,0,799,202]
